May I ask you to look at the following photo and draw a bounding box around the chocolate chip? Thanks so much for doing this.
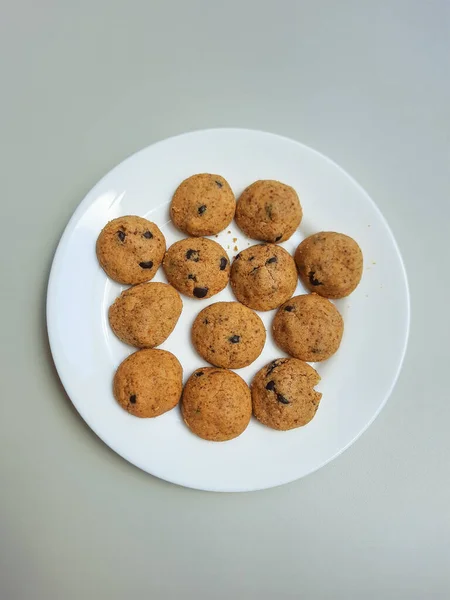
[117,231,126,242]
[143,230,153,239]
[193,287,208,298]
[229,335,240,344]
[198,205,207,215]
[235,253,241,260]
[308,271,323,286]
[203,319,209,325]
[275,235,282,242]
[129,395,136,404]
[249,256,255,261]
[219,257,228,270]
[276,393,290,405]
[188,273,197,281]
[215,180,223,188]
[266,256,277,265]
[284,305,294,312]
[265,380,276,391]
[139,261,153,269]
[194,371,204,377]
[186,249,200,262]
[266,360,280,376]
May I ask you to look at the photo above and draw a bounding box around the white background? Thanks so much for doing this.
[1,1,449,598]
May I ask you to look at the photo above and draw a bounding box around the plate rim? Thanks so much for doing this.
[46,127,411,491]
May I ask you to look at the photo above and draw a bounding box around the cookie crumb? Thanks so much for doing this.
[233,237,237,243]
[234,245,238,252]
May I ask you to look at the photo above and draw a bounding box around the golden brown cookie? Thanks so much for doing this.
[235,180,302,243]
[170,173,236,236]
[295,232,363,298]
[163,237,230,299]
[96,216,166,285]
[272,294,343,361]
[113,349,182,418]
[108,282,183,348]
[192,302,266,369]
[230,244,298,311]
[181,368,252,441]
[251,358,322,430]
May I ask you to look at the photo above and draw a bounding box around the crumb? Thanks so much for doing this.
[227,230,231,234]
[368,224,371,227]
[215,235,218,238]
[227,245,230,250]
[372,261,376,265]
[233,245,238,252]
[233,237,237,243]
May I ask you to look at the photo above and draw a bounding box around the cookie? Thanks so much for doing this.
[251,358,322,430]
[230,244,298,311]
[170,173,236,236]
[272,294,343,361]
[235,180,302,243]
[192,302,266,369]
[295,232,363,298]
[109,282,183,348]
[163,237,230,299]
[113,349,182,418]
[96,216,166,285]
[181,368,252,441]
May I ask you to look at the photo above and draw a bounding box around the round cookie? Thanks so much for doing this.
[109,282,183,348]
[163,237,230,299]
[272,294,343,361]
[230,244,298,311]
[96,216,166,285]
[192,302,266,369]
[170,173,236,236]
[235,180,302,243]
[251,358,322,431]
[181,368,252,441]
[113,349,182,418]
[295,232,363,298]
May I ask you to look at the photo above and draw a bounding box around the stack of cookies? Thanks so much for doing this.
[96,173,363,442]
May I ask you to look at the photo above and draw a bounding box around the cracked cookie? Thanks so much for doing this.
[251,358,322,430]
[192,302,266,369]
[295,232,363,298]
[182,367,252,441]
[272,293,343,361]
[230,243,297,311]
[109,282,182,348]
[113,349,182,418]
[170,173,235,236]
[235,179,302,243]
[163,237,230,299]
[96,216,166,284]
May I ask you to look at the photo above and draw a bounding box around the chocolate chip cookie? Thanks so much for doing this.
[181,368,252,441]
[251,358,322,430]
[230,244,298,311]
[272,294,343,361]
[295,232,363,298]
[192,302,266,369]
[235,180,302,243]
[170,173,236,236]
[163,237,230,299]
[96,216,166,284]
[113,349,183,418]
[109,282,183,348]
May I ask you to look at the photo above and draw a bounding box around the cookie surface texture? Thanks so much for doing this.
[96,216,166,285]
[170,173,235,236]
[109,282,183,348]
[182,368,252,441]
[113,349,183,418]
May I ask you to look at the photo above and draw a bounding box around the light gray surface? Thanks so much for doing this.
[1,1,449,598]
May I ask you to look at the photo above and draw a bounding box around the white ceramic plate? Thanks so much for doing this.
[47,128,409,492]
